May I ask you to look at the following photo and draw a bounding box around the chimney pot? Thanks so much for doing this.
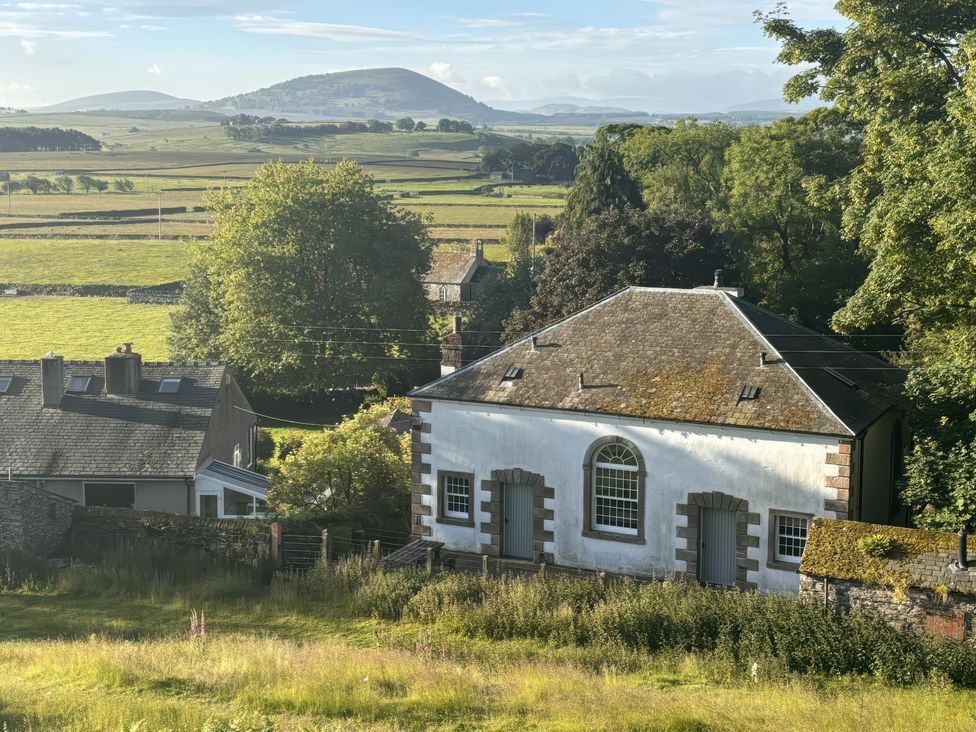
[759,351,767,368]
[578,372,585,392]
[531,336,538,352]
[714,269,723,288]
[105,344,142,394]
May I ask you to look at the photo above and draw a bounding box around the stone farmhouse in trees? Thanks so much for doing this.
[0,345,268,519]
[409,280,906,593]
[422,243,495,304]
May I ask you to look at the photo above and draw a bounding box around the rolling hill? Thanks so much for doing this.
[205,68,500,122]
[35,90,200,113]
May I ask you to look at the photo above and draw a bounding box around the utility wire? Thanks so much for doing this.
[233,405,336,427]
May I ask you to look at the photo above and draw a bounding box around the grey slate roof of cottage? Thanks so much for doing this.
[411,287,903,438]
[0,361,229,478]
[424,251,479,285]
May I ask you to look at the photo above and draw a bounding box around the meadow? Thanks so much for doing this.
[0,239,189,285]
[0,544,974,731]
[0,296,174,359]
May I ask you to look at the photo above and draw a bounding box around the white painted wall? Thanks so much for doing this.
[420,400,840,594]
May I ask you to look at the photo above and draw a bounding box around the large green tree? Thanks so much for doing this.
[762,1,976,527]
[621,120,738,220]
[506,207,728,336]
[719,110,865,329]
[170,159,432,398]
[560,139,643,233]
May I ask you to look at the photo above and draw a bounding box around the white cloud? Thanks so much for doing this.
[140,23,166,30]
[14,3,81,9]
[232,15,417,42]
[20,37,35,54]
[146,63,161,75]
[481,75,502,89]
[428,61,454,82]
[457,18,522,29]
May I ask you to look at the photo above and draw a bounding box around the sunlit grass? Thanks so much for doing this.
[0,296,173,359]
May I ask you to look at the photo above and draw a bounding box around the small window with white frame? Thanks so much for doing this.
[437,471,474,526]
[233,443,242,468]
[768,510,812,569]
[438,286,448,302]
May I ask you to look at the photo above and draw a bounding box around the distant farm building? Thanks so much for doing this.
[423,243,495,305]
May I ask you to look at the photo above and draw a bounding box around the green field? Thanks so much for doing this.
[0,239,190,285]
[0,544,973,732]
[0,296,174,359]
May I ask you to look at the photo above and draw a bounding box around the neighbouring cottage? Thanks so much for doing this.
[800,519,976,641]
[408,279,906,593]
[0,481,74,556]
[0,344,269,519]
[423,243,495,304]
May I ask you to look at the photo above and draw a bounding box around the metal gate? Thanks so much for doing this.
[699,506,736,586]
[503,482,534,559]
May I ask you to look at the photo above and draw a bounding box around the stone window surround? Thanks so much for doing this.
[479,468,554,563]
[824,441,852,519]
[582,435,646,545]
[410,399,433,538]
[436,470,476,527]
[766,508,813,571]
[676,490,759,591]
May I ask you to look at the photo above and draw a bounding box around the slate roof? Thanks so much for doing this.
[197,459,270,497]
[424,251,478,285]
[0,360,228,478]
[411,287,903,438]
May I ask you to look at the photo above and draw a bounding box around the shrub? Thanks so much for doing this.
[356,568,429,619]
[859,534,896,557]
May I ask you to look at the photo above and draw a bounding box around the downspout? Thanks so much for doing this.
[185,477,193,516]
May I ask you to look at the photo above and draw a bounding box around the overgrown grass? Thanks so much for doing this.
[0,238,190,285]
[0,296,173,359]
[2,545,976,729]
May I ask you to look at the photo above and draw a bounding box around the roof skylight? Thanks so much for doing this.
[0,376,11,394]
[66,375,92,394]
[158,377,183,394]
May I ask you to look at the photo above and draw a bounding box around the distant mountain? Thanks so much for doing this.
[36,90,200,113]
[204,68,501,122]
[528,103,641,116]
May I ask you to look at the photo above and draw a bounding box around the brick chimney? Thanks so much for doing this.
[40,352,64,408]
[105,342,142,395]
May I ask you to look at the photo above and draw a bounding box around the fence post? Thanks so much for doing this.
[539,561,546,578]
[482,554,489,578]
[425,547,435,576]
[270,522,282,570]
[321,528,330,569]
[372,539,381,561]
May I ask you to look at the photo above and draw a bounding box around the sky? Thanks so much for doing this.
[0,0,846,112]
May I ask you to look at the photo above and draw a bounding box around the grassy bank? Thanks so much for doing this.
[0,296,173,359]
[1,545,976,730]
[0,238,190,285]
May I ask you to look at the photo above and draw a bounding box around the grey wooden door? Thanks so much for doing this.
[699,506,736,586]
[503,482,534,559]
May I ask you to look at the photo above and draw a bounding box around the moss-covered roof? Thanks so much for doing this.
[801,519,976,595]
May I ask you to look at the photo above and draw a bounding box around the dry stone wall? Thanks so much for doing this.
[72,506,271,566]
[0,481,75,556]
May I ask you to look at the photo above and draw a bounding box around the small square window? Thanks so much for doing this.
[67,375,92,393]
[0,376,12,394]
[158,377,183,394]
[768,510,811,568]
[437,471,474,526]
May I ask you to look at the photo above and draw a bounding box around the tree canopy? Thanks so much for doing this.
[761,1,976,527]
[170,159,432,398]
[506,207,726,336]
[268,398,411,527]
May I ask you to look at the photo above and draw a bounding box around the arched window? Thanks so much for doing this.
[583,437,646,543]
[438,286,448,302]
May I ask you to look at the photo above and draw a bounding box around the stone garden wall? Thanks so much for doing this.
[71,506,272,567]
[0,481,75,556]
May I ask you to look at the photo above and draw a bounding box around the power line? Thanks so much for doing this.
[233,405,336,427]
